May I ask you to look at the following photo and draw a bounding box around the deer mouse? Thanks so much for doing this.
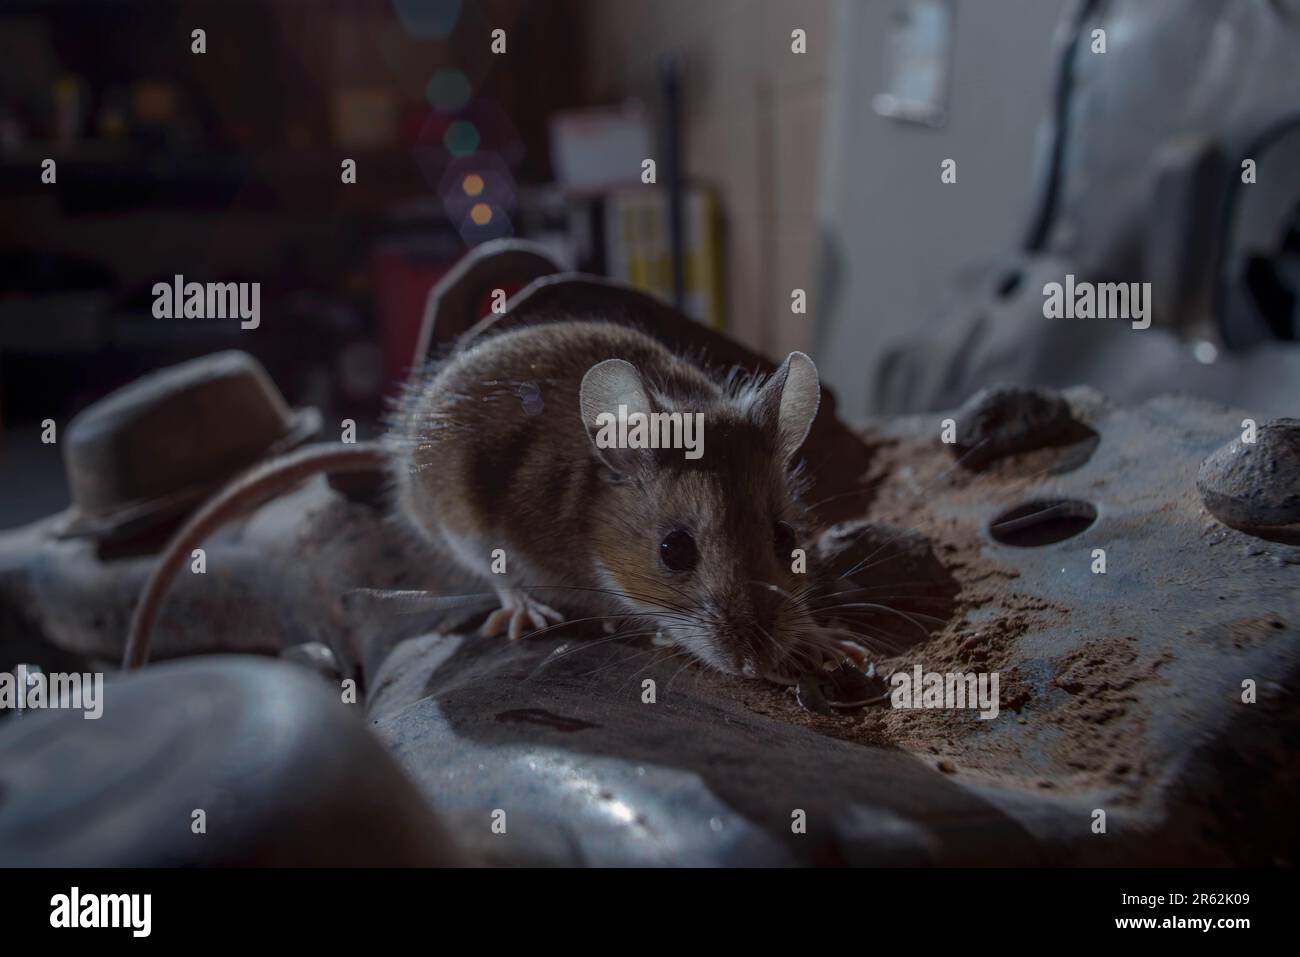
[126,319,835,679]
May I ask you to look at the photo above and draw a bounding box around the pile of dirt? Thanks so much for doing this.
[732,431,1165,799]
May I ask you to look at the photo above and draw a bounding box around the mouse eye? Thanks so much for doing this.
[659,529,698,572]
[773,520,797,558]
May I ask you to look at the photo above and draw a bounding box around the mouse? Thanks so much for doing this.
[125,318,852,679]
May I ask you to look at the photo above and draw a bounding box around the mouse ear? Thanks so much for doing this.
[754,351,820,464]
[580,358,655,474]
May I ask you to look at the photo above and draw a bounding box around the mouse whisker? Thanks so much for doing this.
[580,640,679,685]
[344,587,499,613]
[504,583,707,622]
[805,601,944,634]
[525,628,664,680]
[604,572,718,623]
[666,653,702,692]
[804,622,912,657]
[518,613,662,641]
[834,545,938,580]
[348,584,697,622]
[815,596,956,617]
[619,645,697,689]
[811,580,955,597]
[787,603,907,651]
[752,621,787,664]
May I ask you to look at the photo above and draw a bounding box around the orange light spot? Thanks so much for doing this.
[470,203,492,226]
[463,173,485,196]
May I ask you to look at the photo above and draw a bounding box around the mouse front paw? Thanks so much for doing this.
[482,589,564,641]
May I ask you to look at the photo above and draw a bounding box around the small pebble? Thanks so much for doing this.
[937,759,956,774]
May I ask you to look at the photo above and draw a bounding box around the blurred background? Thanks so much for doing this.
[2,0,1299,530]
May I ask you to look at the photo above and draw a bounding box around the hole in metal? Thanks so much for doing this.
[989,498,1097,547]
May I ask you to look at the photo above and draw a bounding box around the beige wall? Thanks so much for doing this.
[815,0,1067,419]
[579,0,830,361]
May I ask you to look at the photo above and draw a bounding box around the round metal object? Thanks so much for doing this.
[1197,417,1300,530]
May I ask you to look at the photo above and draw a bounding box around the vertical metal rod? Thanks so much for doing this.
[659,54,686,311]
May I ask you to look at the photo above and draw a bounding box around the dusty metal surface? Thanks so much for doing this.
[0,480,478,676]
[0,240,1294,862]
[0,657,461,866]
[865,388,1300,862]
[361,390,1299,865]
[3,384,1294,864]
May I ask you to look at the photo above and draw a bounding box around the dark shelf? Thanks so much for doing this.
[0,145,431,212]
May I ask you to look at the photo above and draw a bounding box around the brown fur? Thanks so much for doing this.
[126,320,823,675]
[389,320,820,675]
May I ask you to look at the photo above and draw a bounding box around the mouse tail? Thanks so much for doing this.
[123,442,388,669]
